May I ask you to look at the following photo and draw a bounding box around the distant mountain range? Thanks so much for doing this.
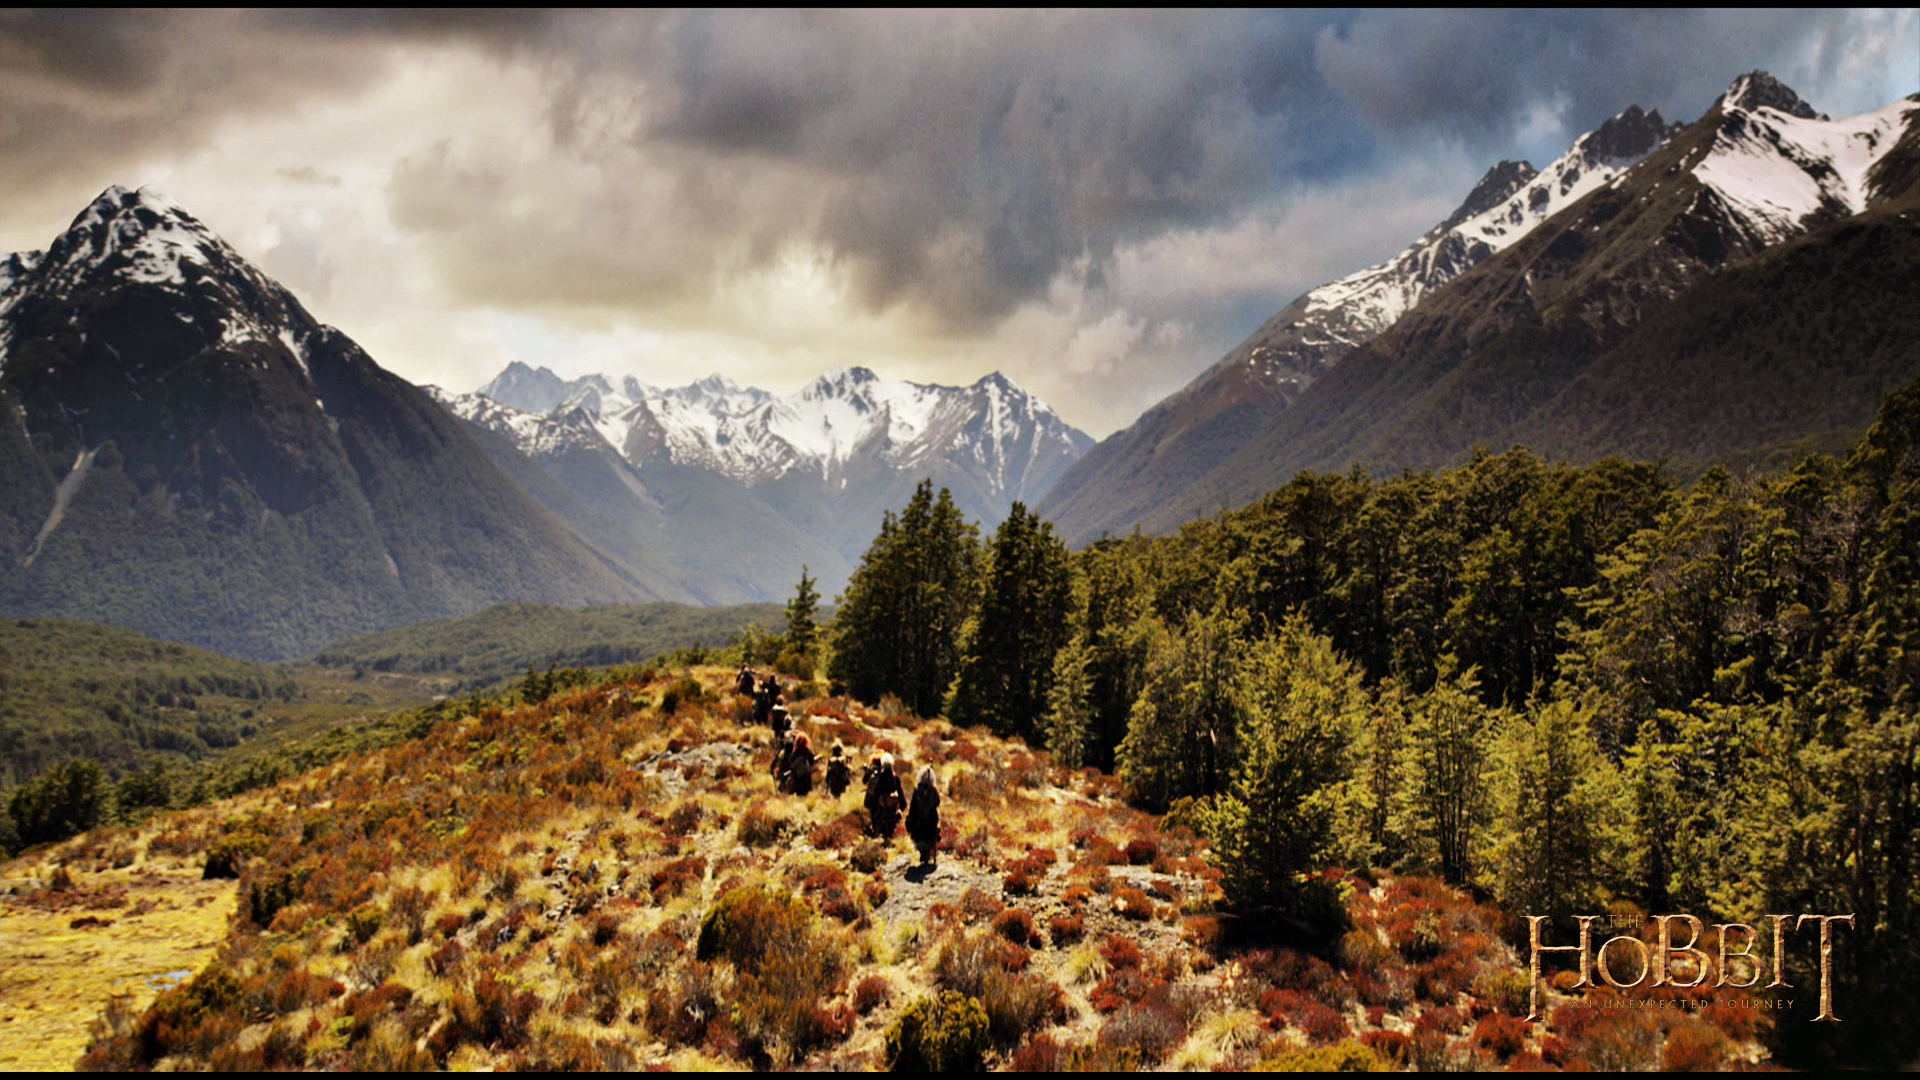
[432,362,1092,605]
[1040,72,1920,545]
[0,187,1092,657]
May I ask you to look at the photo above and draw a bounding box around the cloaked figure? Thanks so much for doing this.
[770,703,790,743]
[754,677,780,727]
[735,665,757,698]
[824,743,852,798]
[771,729,795,778]
[863,753,906,839]
[905,766,941,865]
[780,733,817,796]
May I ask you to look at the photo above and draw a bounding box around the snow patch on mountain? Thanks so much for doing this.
[1693,92,1917,244]
[38,187,280,301]
[430,386,612,458]
[0,250,44,371]
[1288,106,1678,352]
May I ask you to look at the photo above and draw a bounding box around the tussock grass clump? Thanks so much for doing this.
[735,803,786,847]
[885,991,989,1072]
[696,884,852,1061]
[1255,1039,1386,1072]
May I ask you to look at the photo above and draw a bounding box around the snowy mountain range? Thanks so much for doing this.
[465,362,1092,501]
[1041,71,1920,545]
[426,361,1093,604]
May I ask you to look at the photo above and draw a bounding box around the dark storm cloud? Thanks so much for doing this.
[478,10,1387,329]
[4,9,1908,337]
[1314,9,1886,142]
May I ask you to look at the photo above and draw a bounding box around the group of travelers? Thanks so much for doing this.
[736,665,942,865]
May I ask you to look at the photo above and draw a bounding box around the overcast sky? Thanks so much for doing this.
[3,10,1915,436]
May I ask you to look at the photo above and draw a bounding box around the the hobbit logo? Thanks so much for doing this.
[1524,914,1855,1022]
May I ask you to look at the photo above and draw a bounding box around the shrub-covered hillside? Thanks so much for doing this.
[307,601,789,691]
[21,664,1784,1071]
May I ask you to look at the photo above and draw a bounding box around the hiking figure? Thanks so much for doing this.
[824,743,852,798]
[769,703,790,743]
[780,733,816,796]
[906,766,941,865]
[754,675,780,726]
[863,753,905,839]
[735,665,757,697]
[771,729,795,778]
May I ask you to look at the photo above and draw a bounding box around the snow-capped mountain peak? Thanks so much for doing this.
[1191,102,1683,406]
[1719,70,1827,121]
[1,185,320,383]
[39,186,274,300]
[1690,72,1916,246]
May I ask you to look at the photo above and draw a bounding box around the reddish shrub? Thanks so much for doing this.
[1124,837,1158,866]
[1097,1001,1186,1064]
[1008,1032,1071,1071]
[1359,1029,1412,1065]
[1180,915,1222,951]
[1470,1013,1527,1060]
[271,968,346,1013]
[645,962,722,1048]
[1568,1008,1659,1071]
[1662,1019,1727,1071]
[1506,1048,1551,1071]
[1048,913,1084,946]
[341,981,415,1042]
[1090,967,1165,1013]
[1415,1005,1467,1035]
[993,908,1038,946]
[1699,997,1768,1041]
[648,856,706,903]
[807,812,865,850]
[1298,1001,1351,1045]
[438,969,539,1054]
[853,975,891,1015]
[1112,886,1154,921]
[1004,864,1039,896]
[427,939,466,977]
[1099,934,1144,970]
[959,888,1005,924]
[1084,837,1125,867]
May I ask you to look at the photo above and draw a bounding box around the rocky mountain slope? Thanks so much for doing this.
[1193,74,1920,507]
[1039,106,1682,545]
[1042,72,1920,545]
[0,187,675,660]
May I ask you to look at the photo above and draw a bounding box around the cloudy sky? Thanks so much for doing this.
[2,10,1915,436]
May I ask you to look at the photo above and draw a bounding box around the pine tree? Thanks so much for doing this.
[1200,616,1368,919]
[779,567,821,677]
[945,503,1074,741]
[1042,633,1095,768]
[827,481,980,716]
[1481,698,1625,918]
[1395,663,1497,885]
[1116,606,1244,811]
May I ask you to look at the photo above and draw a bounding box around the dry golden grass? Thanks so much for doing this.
[2,665,1786,1071]
[0,847,237,1070]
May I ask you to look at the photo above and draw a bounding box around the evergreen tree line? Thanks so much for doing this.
[824,380,1920,1068]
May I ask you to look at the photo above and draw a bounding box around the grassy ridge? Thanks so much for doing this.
[308,601,789,689]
